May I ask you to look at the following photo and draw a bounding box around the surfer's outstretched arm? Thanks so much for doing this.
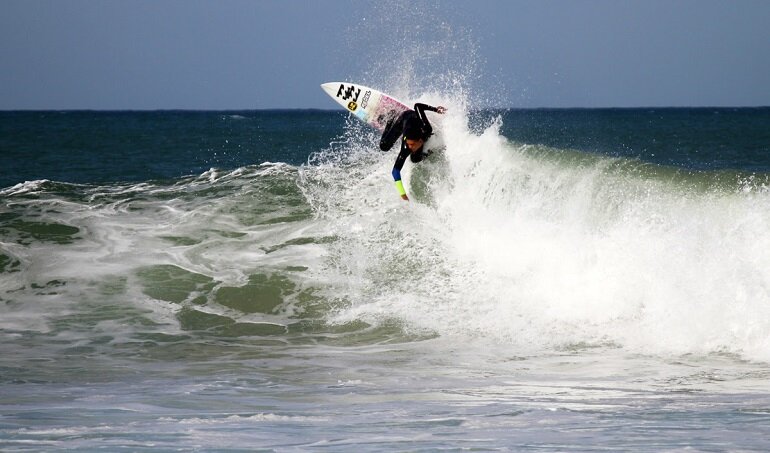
[413,103,436,137]
[413,103,447,138]
[392,146,410,201]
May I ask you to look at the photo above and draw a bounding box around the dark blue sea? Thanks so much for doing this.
[2,107,770,451]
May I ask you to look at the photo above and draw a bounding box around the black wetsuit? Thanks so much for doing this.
[379,103,439,186]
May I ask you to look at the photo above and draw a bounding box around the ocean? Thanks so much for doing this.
[2,106,770,451]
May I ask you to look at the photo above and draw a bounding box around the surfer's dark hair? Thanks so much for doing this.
[403,118,424,140]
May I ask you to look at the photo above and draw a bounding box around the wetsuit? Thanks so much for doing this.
[379,103,440,198]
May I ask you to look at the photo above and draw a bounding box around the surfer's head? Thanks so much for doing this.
[403,118,424,152]
[405,138,424,152]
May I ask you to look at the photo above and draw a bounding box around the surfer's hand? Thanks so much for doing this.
[436,106,447,114]
[401,194,409,201]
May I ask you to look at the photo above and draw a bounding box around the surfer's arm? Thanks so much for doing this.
[413,103,447,137]
[413,103,435,136]
[392,146,410,201]
[414,103,441,115]
[393,173,408,201]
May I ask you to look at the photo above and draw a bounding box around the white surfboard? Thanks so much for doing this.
[321,82,444,148]
[320,82,410,131]
[321,82,443,199]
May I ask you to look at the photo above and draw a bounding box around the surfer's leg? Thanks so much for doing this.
[379,111,413,151]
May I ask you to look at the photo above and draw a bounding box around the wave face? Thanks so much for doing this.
[299,104,770,362]
[2,108,770,369]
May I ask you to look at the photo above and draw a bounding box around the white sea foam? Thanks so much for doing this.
[319,93,770,362]
[0,179,51,195]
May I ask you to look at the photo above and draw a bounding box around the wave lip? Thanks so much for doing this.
[0,179,52,196]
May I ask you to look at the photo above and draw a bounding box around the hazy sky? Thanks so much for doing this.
[2,0,769,109]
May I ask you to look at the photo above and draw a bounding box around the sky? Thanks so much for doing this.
[1,0,769,110]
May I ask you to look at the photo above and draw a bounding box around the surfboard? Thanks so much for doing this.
[320,82,410,131]
[321,82,444,199]
[321,82,444,150]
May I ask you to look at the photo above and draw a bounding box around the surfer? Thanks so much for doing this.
[380,103,446,201]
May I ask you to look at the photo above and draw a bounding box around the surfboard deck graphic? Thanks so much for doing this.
[321,82,410,131]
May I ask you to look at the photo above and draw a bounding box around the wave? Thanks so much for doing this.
[0,164,339,351]
[3,105,770,363]
[302,96,770,361]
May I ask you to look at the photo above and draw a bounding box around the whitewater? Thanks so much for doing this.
[303,102,770,360]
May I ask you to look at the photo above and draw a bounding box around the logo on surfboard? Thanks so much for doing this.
[361,90,371,109]
[336,84,361,102]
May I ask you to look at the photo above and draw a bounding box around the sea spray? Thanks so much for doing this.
[312,97,770,361]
